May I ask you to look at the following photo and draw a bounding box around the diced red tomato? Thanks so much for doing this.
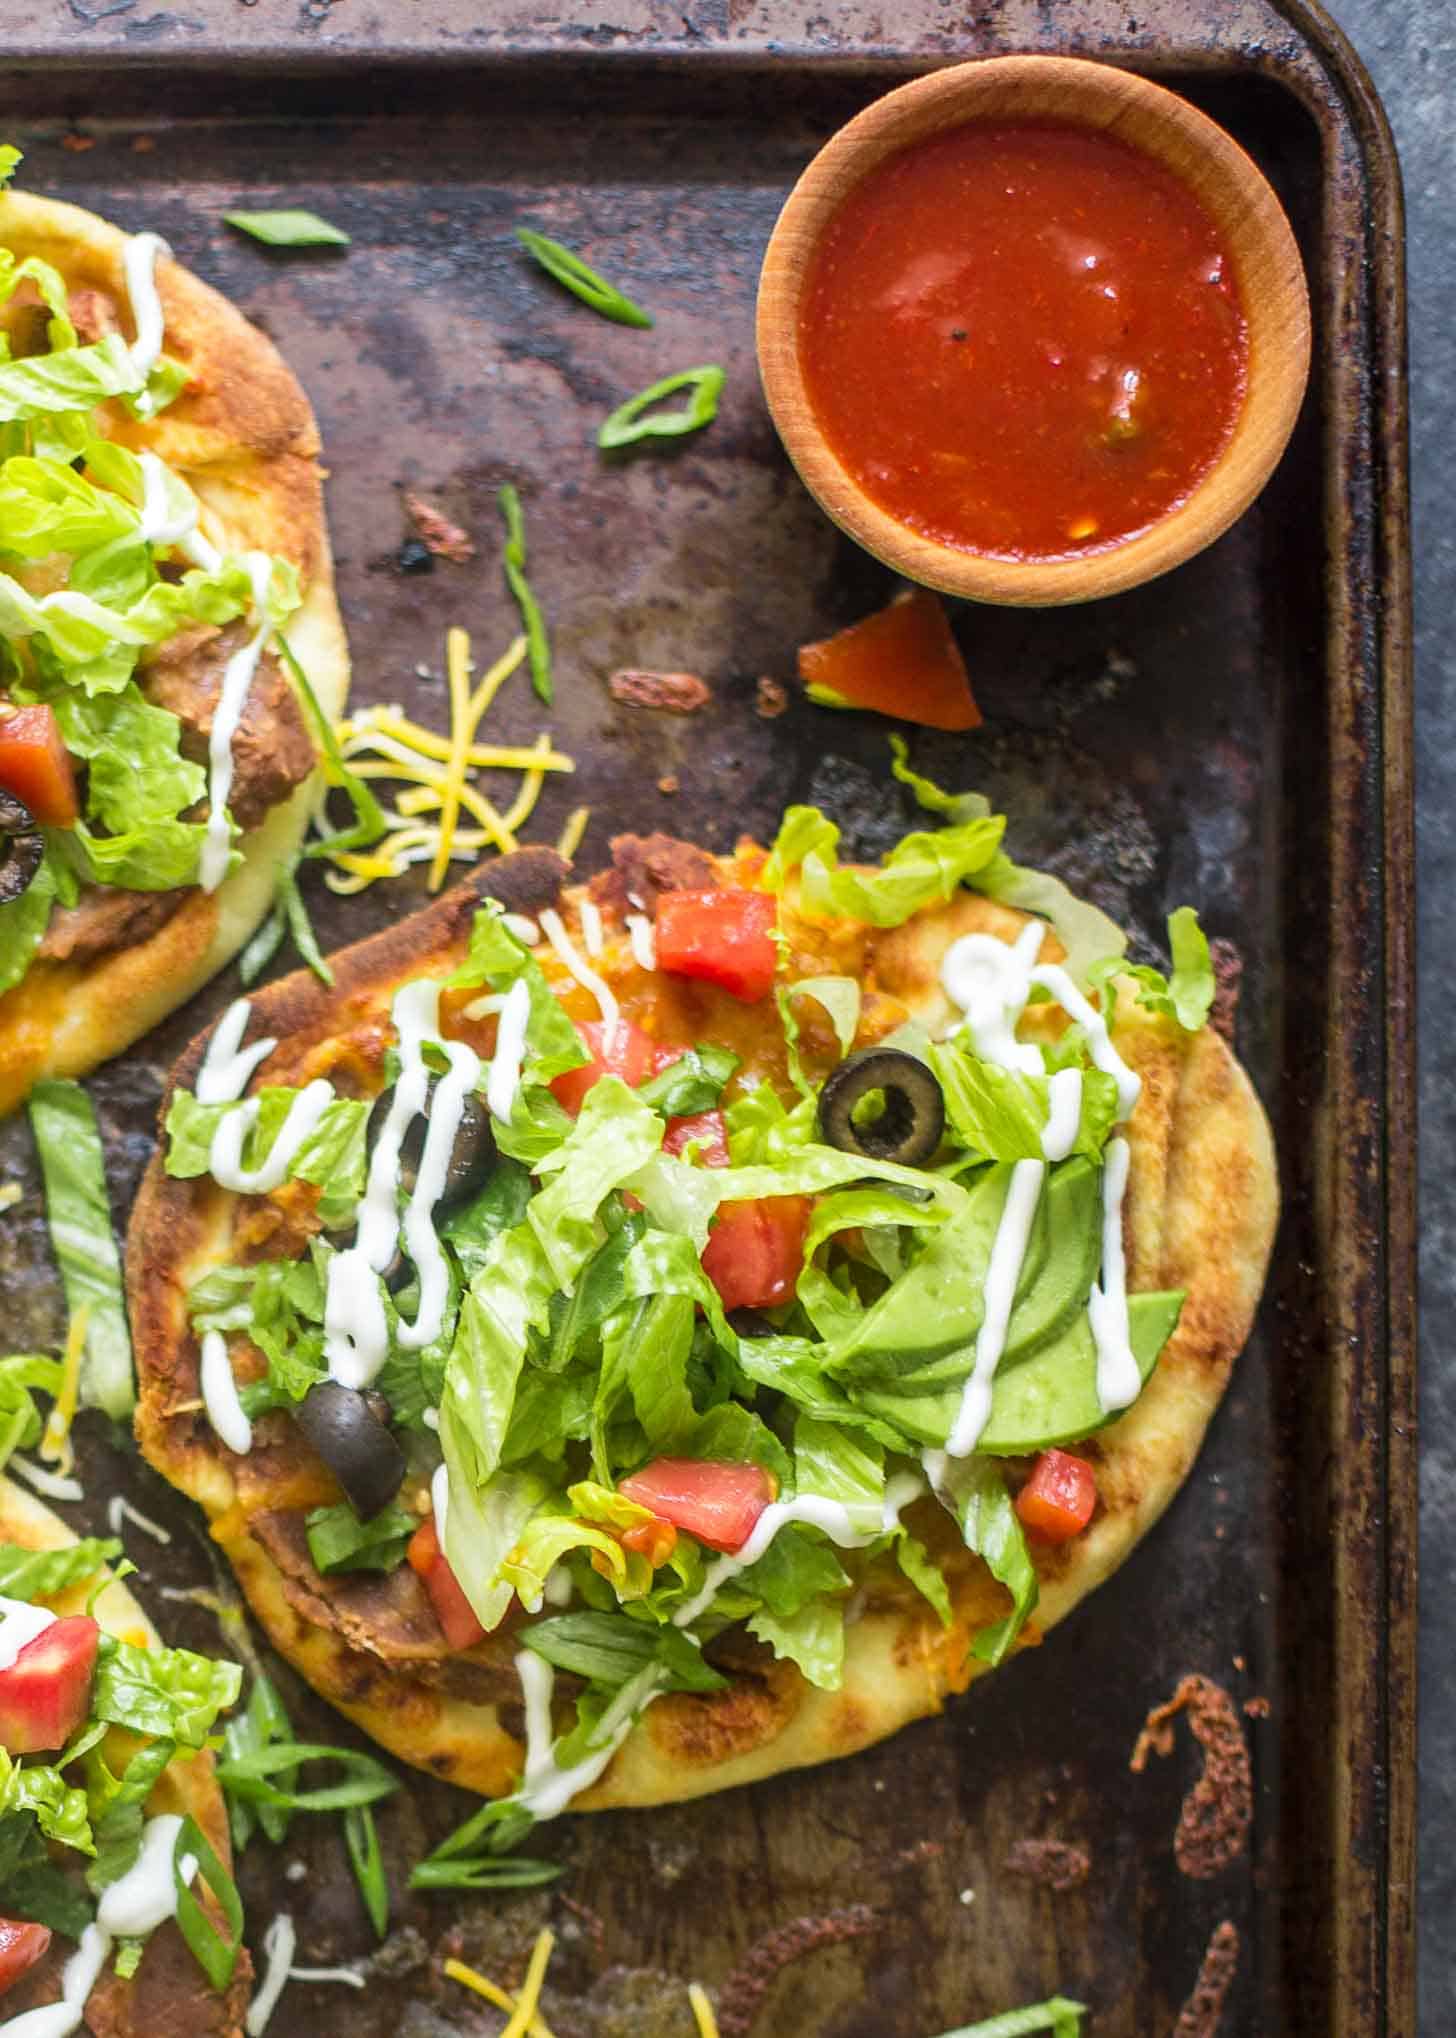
[407,1517,487,1651]
[619,1457,776,1556]
[0,1616,99,1755]
[1014,1450,1098,1544]
[796,588,982,732]
[0,1919,51,2001]
[0,704,78,827]
[663,1108,730,1167]
[549,1017,659,1116]
[620,1518,679,1568]
[655,889,779,1003]
[700,1196,810,1313]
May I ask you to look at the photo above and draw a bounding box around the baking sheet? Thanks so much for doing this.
[0,5,1414,2033]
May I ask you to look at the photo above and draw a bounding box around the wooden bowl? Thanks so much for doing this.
[756,56,1312,607]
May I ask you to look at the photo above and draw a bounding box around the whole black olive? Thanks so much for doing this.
[366,1081,497,1208]
[816,1047,946,1169]
[295,1379,406,1520]
[0,790,44,907]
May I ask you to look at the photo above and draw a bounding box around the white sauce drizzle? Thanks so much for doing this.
[486,977,531,1123]
[624,912,657,972]
[207,1079,334,1196]
[881,1470,927,1530]
[1088,1134,1141,1413]
[0,1922,111,2037]
[199,551,276,893]
[200,1329,253,1456]
[1040,1065,1084,1163]
[95,1814,196,1939]
[541,1564,573,1608]
[578,898,604,958]
[672,1493,885,1630]
[538,907,619,1050]
[196,998,276,1104]
[0,1597,56,1672]
[135,449,197,549]
[246,1914,297,2038]
[1030,961,1142,1122]
[939,921,1046,1074]
[7,1457,84,1504]
[121,231,168,396]
[512,1652,664,1822]
[501,912,541,946]
[945,1158,1047,1457]
[430,1462,451,1546]
[324,981,476,1382]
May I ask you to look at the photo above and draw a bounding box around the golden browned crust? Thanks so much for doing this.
[0,189,351,1118]
[128,849,1278,1811]
[0,1478,250,2037]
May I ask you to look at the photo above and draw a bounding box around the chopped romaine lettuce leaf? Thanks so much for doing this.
[0,1749,93,1855]
[305,1503,416,1576]
[164,1087,369,1226]
[930,1454,1038,1665]
[91,1636,242,1748]
[0,1538,121,1603]
[759,802,1004,926]
[930,1042,1119,1162]
[26,1079,134,1419]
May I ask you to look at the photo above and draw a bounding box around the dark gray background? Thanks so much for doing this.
[1324,4,1451,2030]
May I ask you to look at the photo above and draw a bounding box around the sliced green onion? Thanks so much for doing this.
[935,2000,1086,2038]
[344,1803,389,1938]
[223,1672,296,1851]
[498,484,552,705]
[224,209,350,248]
[597,365,724,451]
[173,1813,245,1991]
[514,227,652,328]
[409,1856,562,1892]
[273,631,387,856]
[25,1079,134,1419]
[237,902,287,989]
[277,856,333,985]
[215,1740,398,1813]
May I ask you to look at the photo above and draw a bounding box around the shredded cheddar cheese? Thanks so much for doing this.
[689,1983,721,2038]
[555,804,590,862]
[0,1185,20,1213]
[319,628,576,897]
[40,1303,90,1473]
[445,1929,557,2038]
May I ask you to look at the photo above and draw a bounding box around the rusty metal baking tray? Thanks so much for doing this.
[0,2,1414,2033]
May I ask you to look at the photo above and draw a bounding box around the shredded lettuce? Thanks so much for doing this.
[91,1636,243,1748]
[0,1749,93,1854]
[930,1042,1120,1162]
[26,1079,134,1419]
[305,1503,416,1576]
[931,1454,1039,1664]
[448,908,588,1085]
[0,1355,64,1471]
[759,802,1005,926]
[0,1538,121,1602]
[1087,905,1215,1034]
[164,1087,369,1226]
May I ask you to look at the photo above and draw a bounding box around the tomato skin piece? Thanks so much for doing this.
[0,704,78,827]
[549,1018,659,1116]
[0,1616,99,1755]
[1014,1450,1098,1543]
[654,890,779,1003]
[0,1919,51,2000]
[796,588,981,733]
[663,1108,730,1167]
[407,1517,488,1651]
[700,1196,810,1313]
[619,1458,775,1556]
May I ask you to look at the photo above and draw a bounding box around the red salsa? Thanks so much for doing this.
[799,120,1249,561]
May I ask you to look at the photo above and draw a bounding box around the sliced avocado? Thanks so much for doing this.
[976,1289,1185,1455]
[999,1157,1102,1368]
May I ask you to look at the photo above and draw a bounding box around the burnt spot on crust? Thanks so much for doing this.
[587,831,719,912]
[1130,1674,1253,1878]
[1005,1835,1092,1890]
[643,1656,804,1769]
[1174,1920,1240,2037]
[714,1906,883,2038]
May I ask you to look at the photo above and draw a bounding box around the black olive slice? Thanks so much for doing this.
[0,790,43,907]
[727,1307,781,1340]
[366,1082,497,1208]
[816,1047,946,1169]
[295,1379,407,1520]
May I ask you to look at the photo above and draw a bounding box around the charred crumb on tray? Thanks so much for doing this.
[1005,1836,1091,1890]
[1173,1920,1240,2037]
[1130,1673,1253,1878]
[608,668,712,713]
[755,675,790,718]
[402,490,475,563]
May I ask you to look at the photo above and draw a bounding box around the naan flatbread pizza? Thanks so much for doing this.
[0,1475,248,2034]
[126,787,1276,1829]
[0,159,349,1117]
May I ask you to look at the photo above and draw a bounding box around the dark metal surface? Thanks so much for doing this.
[0,4,1413,2035]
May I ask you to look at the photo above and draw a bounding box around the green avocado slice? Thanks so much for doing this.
[975,1289,1185,1455]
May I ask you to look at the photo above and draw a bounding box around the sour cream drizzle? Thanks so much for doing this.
[0,1596,56,1672]
[196,998,277,1105]
[207,1079,334,1196]
[121,231,168,389]
[0,1922,111,2036]
[200,1328,254,1456]
[323,981,479,1385]
[486,977,531,1123]
[512,1651,664,1823]
[199,550,276,893]
[538,907,619,1050]
[578,898,604,958]
[624,912,656,972]
[672,1493,887,1630]
[938,920,1146,1442]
